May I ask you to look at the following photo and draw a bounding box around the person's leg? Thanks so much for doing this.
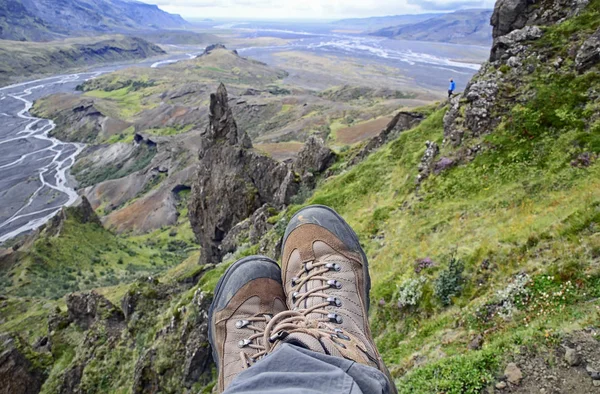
[208,256,287,392]
[224,343,390,394]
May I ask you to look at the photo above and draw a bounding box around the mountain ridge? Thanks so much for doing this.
[0,0,189,41]
[371,9,493,46]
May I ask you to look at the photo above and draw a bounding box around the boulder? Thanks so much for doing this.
[491,25,543,61]
[504,362,523,385]
[564,346,582,366]
[188,84,299,265]
[292,136,336,183]
[491,0,534,39]
[576,28,600,73]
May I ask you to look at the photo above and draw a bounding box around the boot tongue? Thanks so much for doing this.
[303,266,328,321]
[303,245,339,321]
[281,332,344,359]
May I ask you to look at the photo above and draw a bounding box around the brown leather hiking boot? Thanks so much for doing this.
[272,205,397,392]
[208,256,287,393]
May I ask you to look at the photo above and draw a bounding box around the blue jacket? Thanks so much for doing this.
[449,81,456,91]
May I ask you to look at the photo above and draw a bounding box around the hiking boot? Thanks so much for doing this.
[208,255,287,393]
[274,205,397,392]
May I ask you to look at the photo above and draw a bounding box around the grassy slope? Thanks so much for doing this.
[273,5,600,391]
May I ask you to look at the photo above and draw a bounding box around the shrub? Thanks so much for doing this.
[396,277,426,309]
[434,258,465,306]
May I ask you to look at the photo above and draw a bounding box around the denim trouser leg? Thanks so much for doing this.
[223,344,391,394]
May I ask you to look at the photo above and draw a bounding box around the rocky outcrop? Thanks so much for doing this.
[44,197,101,237]
[443,67,500,147]
[181,290,212,386]
[189,84,300,265]
[203,43,235,55]
[220,204,275,256]
[293,136,336,187]
[129,286,213,393]
[490,25,542,62]
[416,141,440,184]
[491,0,588,40]
[58,364,85,394]
[350,111,425,166]
[132,349,160,394]
[66,292,124,332]
[576,28,600,73]
[437,0,596,175]
[490,0,534,39]
[0,334,46,394]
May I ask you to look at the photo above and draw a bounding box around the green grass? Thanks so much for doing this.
[85,87,144,119]
[1,212,191,299]
[105,126,136,144]
[145,125,194,136]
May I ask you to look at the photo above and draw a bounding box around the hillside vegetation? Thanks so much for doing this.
[1,0,600,393]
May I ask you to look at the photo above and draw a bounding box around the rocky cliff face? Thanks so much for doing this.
[442,0,599,163]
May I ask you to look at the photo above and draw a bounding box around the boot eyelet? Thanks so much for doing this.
[327,297,342,307]
[291,277,298,286]
[304,262,313,272]
[327,313,343,324]
[326,263,342,271]
[292,292,299,301]
[331,334,348,348]
[327,280,342,289]
[238,339,252,348]
[269,330,289,343]
[236,320,249,329]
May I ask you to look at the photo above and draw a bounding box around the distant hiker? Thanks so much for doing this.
[448,79,456,98]
[209,205,396,394]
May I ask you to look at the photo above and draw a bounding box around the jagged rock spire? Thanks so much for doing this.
[206,83,252,149]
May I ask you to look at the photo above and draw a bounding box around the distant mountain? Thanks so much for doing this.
[371,9,493,46]
[0,0,189,41]
[333,13,443,32]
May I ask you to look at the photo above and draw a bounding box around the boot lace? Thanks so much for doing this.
[235,313,272,369]
[260,258,351,353]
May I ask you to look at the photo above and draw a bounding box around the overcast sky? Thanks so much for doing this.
[140,0,496,20]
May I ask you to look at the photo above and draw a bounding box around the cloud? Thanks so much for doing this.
[138,0,495,19]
